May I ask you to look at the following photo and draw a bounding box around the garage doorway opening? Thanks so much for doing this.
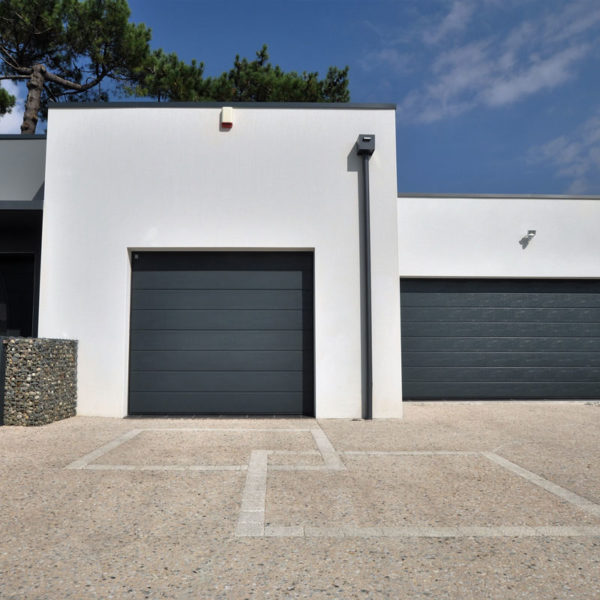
[128,251,314,416]
[400,278,600,400]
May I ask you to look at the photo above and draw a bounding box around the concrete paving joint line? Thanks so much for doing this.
[235,450,269,537]
[264,525,600,538]
[482,452,600,518]
[342,450,479,456]
[65,429,142,469]
[310,427,347,470]
[84,464,248,472]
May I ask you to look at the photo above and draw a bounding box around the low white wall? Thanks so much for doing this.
[39,105,402,418]
[398,195,600,278]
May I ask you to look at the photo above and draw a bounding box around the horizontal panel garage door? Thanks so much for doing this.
[401,279,600,399]
[129,252,314,415]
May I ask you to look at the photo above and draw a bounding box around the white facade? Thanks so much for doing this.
[398,195,600,278]
[38,105,402,418]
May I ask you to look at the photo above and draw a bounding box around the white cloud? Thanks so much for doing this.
[0,80,25,134]
[482,44,589,106]
[386,0,600,123]
[429,40,492,96]
[423,0,474,45]
[540,0,600,43]
[529,110,600,193]
[359,48,412,74]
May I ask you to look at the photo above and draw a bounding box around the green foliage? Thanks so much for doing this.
[130,45,350,103]
[64,0,151,82]
[205,45,350,102]
[0,85,15,114]
[0,0,68,70]
[129,48,205,102]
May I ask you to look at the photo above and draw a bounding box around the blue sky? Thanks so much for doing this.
[2,0,600,194]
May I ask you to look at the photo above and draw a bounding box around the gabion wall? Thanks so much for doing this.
[0,337,77,426]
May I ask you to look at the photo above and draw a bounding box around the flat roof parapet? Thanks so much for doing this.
[398,193,600,200]
[48,101,396,110]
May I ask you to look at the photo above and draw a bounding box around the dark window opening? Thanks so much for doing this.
[0,255,35,337]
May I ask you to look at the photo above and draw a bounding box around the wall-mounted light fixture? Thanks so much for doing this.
[519,229,536,249]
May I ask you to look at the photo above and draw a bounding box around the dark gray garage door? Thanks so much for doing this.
[129,252,314,415]
[401,279,600,399]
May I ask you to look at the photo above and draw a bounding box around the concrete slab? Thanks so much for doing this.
[1,404,599,599]
[498,440,600,504]
[89,429,316,466]
[268,451,323,466]
[266,454,600,528]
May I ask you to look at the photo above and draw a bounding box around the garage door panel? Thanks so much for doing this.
[402,279,600,294]
[131,309,310,331]
[404,382,600,399]
[402,306,600,323]
[132,251,312,271]
[402,336,600,353]
[404,366,600,383]
[130,330,311,351]
[129,370,309,392]
[132,289,312,310]
[133,270,308,291]
[130,349,313,371]
[402,321,600,338]
[129,251,314,415]
[129,392,305,415]
[402,351,600,368]
[402,292,600,309]
[401,278,600,399]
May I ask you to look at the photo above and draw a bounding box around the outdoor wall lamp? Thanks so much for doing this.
[519,229,536,249]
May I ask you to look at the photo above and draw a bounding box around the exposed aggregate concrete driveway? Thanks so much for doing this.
[0,402,599,599]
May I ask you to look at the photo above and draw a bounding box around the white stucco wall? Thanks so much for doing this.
[398,195,600,277]
[39,105,402,418]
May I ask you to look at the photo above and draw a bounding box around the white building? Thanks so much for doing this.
[0,103,598,418]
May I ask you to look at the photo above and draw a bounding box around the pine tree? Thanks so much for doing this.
[0,0,151,133]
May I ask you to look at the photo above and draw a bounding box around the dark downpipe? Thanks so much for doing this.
[357,134,375,420]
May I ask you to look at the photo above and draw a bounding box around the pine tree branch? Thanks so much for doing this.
[0,43,28,72]
[43,83,58,102]
[44,68,105,92]
[0,74,29,80]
